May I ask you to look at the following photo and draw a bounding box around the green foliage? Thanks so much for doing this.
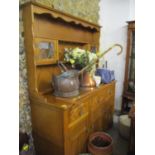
[64,48,97,71]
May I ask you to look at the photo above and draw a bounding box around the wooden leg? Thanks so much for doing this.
[128,119,135,155]
[121,97,125,113]
[121,97,127,113]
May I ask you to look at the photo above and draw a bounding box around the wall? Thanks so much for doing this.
[129,0,135,20]
[99,0,134,111]
[19,0,100,148]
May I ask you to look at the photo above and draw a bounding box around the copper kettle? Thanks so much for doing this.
[52,62,80,97]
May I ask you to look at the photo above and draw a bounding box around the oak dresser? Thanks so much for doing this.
[22,2,115,155]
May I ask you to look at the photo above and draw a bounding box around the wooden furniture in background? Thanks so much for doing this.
[22,2,115,155]
[128,105,135,155]
[122,21,135,113]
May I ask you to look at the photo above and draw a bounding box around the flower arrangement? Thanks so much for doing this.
[64,47,97,72]
[64,44,123,74]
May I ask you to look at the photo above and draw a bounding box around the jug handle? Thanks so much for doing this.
[58,62,64,73]
[58,61,68,71]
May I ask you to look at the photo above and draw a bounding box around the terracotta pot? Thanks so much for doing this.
[88,132,113,155]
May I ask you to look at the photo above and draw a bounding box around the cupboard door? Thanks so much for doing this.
[102,96,114,130]
[92,114,103,132]
[67,114,89,155]
[107,97,114,128]
[90,89,114,132]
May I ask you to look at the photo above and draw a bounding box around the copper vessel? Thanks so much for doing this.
[52,62,79,97]
[80,71,96,90]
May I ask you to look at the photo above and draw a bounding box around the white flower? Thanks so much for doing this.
[88,52,97,61]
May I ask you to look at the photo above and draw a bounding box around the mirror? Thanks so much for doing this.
[34,38,58,65]
[37,42,54,59]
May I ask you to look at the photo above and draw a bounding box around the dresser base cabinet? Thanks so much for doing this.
[30,82,115,155]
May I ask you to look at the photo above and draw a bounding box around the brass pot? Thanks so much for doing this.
[80,71,96,90]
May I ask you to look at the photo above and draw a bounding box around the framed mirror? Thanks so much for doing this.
[34,38,58,65]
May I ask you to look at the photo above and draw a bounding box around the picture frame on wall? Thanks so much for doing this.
[34,38,58,66]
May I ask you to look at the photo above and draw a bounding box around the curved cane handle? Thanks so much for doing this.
[101,44,123,57]
[114,44,123,55]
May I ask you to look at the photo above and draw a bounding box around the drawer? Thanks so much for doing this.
[91,84,115,112]
[68,101,88,124]
[68,116,88,137]
[99,84,115,101]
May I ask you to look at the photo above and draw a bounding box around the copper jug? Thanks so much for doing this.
[80,71,96,90]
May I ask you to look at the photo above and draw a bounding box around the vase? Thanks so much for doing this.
[80,71,96,90]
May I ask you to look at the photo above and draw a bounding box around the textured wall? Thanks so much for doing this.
[19,0,100,147]
[19,0,32,134]
[36,0,100,23]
